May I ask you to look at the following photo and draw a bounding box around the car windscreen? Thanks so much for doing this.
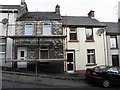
[94,65,107,72]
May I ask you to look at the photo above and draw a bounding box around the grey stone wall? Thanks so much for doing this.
[15,38,64,59]
[14,20,64,60]
[15,21,63,35]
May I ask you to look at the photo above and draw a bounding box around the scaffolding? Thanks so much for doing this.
[5,20,66,75]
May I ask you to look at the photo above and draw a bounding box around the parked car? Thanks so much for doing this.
[86,65,120,88]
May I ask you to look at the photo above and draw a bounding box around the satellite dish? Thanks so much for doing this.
[97,28,105,36]
[2,18,8,25]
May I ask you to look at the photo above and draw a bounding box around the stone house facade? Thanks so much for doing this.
[9,5,66,73]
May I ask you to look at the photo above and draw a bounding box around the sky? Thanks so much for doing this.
[0,0,120,22]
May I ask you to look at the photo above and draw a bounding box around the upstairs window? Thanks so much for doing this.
[69,27,77,41]
[87,49,95,64]
[43,25,52,35]
[110,36,118,49]
[85,28,94,41]
[25,24,34,35]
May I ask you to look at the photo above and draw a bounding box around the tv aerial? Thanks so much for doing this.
[97,28,105,36]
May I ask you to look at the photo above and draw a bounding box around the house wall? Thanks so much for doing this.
[15,21,63,36]
[106,35,120,66]
[14,20,64,60]
[14,38,64,60]
[64,27,107,72]
[0,12,17,67]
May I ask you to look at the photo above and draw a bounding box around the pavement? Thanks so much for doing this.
[2,70,86,81]
[2,70,86,88]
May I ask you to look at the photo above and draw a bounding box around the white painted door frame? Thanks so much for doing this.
[67,51,75,73]
[17,47,27,68]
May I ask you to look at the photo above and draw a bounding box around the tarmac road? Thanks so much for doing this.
[2,72,120,90]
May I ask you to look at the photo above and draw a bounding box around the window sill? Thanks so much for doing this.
[110,48,119,50]
[85,40,95,42]
[86,64,97,66]
[68,40,79,42]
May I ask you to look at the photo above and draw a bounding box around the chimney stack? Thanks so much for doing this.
[88,10,95,18]
[55,4,60,14]
[21,0,26,6]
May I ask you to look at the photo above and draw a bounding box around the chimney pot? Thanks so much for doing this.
[55,4,60,14]
[88,10,95,18]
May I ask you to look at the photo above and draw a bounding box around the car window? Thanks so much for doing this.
[107,67,119,74]
[94,65,107,71]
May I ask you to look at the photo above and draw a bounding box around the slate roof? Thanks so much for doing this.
[102,22,119,34]
[0,5,21,10]
[62,16,106,27]
[17,12,62,21]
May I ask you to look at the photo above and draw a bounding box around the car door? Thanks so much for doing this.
[106,67,120,84]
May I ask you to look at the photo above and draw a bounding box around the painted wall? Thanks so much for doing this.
[64,27,107,72]
[106,35,120,66]
[0,12,17,67]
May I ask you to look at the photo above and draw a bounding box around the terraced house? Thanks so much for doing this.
[2,0,118,74]
[8,2,66,73]
[103,22,120,67]
[0,0,28,67]
[62,11,107,74]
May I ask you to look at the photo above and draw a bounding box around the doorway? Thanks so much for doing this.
[17,47,27,68]
[112,55,119,67]
[67,51,75,73]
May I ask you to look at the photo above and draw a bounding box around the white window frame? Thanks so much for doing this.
[110,36,118,49]
[40,47,49,59]
[87,49,95,64]
[43,24,52,35]
[69,27,77,40]
[25,23,34,35]
[85,28,93,41]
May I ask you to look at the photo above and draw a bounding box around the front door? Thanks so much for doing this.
[112,55,119,67]
[67,51,75,73]
[17,47,27,68]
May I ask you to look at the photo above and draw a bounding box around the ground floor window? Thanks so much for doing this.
[87,49,95,64]
[40,47,49,59]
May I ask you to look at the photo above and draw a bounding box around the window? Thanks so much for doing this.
[110,36,118,49]
[0,45,5,52]
[25,24,34,35]
[0,38,6,53]
[85,28,94,41]
[87,49,95,64]
[107,67,119,74]
[40,47,49,59]
[21,51,24,57]
[69,27,77,40]
[0,38,5,44]
[43,25,52,35]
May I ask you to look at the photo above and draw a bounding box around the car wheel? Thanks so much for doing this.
[102,79,110,88]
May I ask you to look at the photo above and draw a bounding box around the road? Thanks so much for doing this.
[2,73,120,89]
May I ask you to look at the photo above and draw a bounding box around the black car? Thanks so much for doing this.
[86,65,120,88]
